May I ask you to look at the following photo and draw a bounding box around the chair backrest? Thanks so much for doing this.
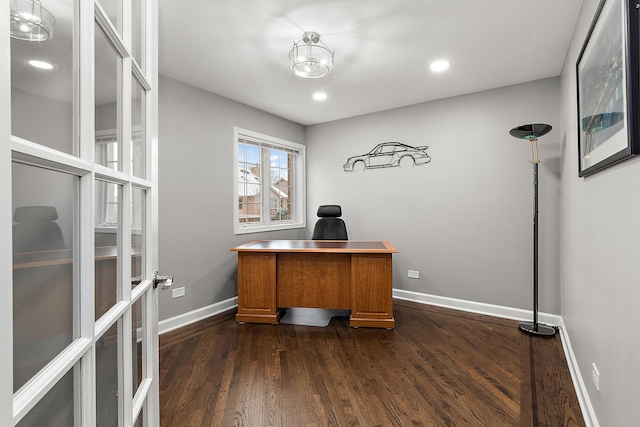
[312,205,348,240]
[13,206,65,253]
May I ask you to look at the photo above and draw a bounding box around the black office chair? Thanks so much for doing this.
[312,205,348,240]
[13,206,65,253]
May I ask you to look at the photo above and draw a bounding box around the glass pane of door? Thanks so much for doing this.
[10,0,75,155]
[12,163,77,392]
[134,403,145,427]
[95,24,120,170]
[95,180,120,320]
[16,368,76,427]
[131,78,145,178]
[132,295,143,396]
[96,321,120,427]
[10,0,78,155]
[132,0,144,68]
[98,0,121,33]
[131,187,144,288]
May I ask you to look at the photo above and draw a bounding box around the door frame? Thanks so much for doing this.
[1,0,159,425]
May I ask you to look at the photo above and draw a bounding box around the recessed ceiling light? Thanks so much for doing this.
[313,92,327,101]
[430,59,450,72]
[28,59,54,70]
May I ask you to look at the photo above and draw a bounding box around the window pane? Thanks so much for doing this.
[132,0,144,68]
[132,296,143,396]
[238,143,262,223]
[132,77,145,178]
[11,0,75,155]
[96,321,120,427]
[95,25,120,170]
[269,150,292,222]
[95,180,120,320]
[131,188,145,288]
[17,368,75,427]
[235,131,304,233]
[12,163,76,392]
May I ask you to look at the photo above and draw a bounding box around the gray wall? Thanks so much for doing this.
[559,0,640,425]
[305,78,562,313]
[11,87,73,154]
[157,75,306,321]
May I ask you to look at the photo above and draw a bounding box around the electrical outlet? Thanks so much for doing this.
[408,270,420,279]
[172,287,185,299]
[592,363,600,391]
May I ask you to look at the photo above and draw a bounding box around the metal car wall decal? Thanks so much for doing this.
[343,142,431,172]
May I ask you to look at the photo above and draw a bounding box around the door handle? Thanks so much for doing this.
[153,271,174,290]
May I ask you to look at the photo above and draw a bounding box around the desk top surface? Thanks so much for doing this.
[231,240,398,254]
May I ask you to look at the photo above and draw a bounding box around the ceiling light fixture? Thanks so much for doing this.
[290,32,334,79]
[313,92,327,101]
[430,59,450,72]
[28,59,54,69]
[10,0,55,42]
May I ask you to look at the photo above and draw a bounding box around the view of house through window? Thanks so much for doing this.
[234,129,305,234]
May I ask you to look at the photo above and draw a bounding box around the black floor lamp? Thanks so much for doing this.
[509,123,556,337]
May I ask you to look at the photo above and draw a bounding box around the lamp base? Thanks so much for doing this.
[518,321,556,337]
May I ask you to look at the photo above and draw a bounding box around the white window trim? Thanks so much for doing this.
[233,127,306,235]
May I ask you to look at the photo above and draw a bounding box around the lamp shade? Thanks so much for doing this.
[509,123,552,140]
[10,0,55,42]
[289,32,334,79]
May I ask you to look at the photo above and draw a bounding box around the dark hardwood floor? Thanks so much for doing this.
[159,300,585,426]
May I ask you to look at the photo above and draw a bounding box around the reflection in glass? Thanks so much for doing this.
[95,180,120,320]
[96,321,120,427]
[133,404,145,427]
[132,0,144,68]
[12,163,76,392]
[11,0,75,155]
[16,368,75,427]
[95,24,120,170]
[132,296,143,396]
[98,0,120,33]
[132,77,146,178]
[131,187,145,287]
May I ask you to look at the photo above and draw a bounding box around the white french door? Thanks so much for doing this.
[1,0,159,426]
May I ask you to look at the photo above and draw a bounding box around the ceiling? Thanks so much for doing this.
[159,0,584,126]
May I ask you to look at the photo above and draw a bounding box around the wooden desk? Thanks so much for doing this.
[231,240,398,328]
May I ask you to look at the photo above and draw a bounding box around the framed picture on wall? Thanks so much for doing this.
[576,0,639,177]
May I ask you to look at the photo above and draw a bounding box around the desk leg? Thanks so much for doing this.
[350,254,395,329]
[236,252,283,324]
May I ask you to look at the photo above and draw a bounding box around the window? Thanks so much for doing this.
[234,128,306,234]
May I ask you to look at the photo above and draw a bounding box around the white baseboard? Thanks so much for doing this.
[158,290,598,427]
[556,318,599,427]
[392,289,562,325]
[393,288,598,427]
[158,297,238,335]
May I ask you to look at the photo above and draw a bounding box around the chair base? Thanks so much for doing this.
[518,321,556,337]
